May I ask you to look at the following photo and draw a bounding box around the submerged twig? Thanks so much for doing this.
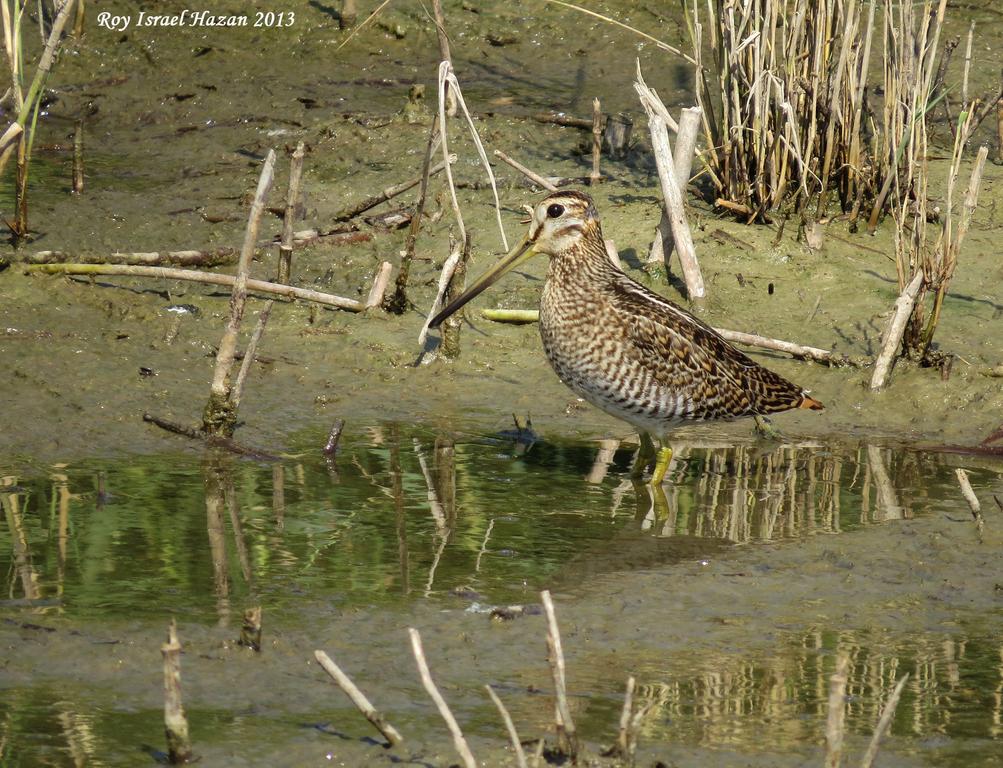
[333,158,450,222]
[541,590,578,759]
[859,674,909,768]
[314,649,404,747]
[408,628,476,768]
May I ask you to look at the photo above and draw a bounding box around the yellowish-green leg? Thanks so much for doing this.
[631,432,657,478]
[754,414,782,440]
[650,444,673,486]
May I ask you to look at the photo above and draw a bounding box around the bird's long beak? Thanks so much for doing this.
[429,235,537,328]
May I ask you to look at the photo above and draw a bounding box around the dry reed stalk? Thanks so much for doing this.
[418,237,463,346]
[858,674,909,768]
[869,271,924,391]
[314,650,404,746]
[26,263,366,310]
[203,149,276,436]
[230,300,273,411]
[276,141,305,284]
[824,652,850,768]
[431,0,456,117]
[648,106,701,268]
[440,232,471,359]
[955,468,985,539]
[408,628,476,768]
[387,117,441,314]
[339,0,357,29]
[541,590,578,759]
[485,685,528,768]
[334,157,449,222]
[26,249,237,266]
[71,119,83,194]
[590,98,601,185]
[493,149,558,192]
[162,619,193,764]
[615,676,635,758]
[437,60,508,250]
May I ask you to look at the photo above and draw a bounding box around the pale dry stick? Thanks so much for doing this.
[485,685,528,768]
[365,261,393,309]
[438,61,509,250]
[998,99,1003,166]
[431,0,456,117]
[26,249,237,266]
[962,21,974,109]
[480,308,539,324]
[955,468,985,539]
[204,150,276,434]
[642,110,705,298]
[162,619,193,764]
[333,157,450,221]
[27,263,366,311]
[494,149,558,192]
[418,241,462,346]
[313,650,403,746]
[586,439,620,484]
[824,652,850,768]
[624,702,650,764]
[869,271,924,391]
[441,232,471,359]
[335,0,391,49]
[859,674,910,768]
[590,97,601,185]
[541,590,578,759]
[230,300,273,411]
[615,676,636,758]
[408,628,477,768]
[648,106,702,267]
[277,141,305,284]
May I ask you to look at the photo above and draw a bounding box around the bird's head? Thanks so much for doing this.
[429,190,601,329]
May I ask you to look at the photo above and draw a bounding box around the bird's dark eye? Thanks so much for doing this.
[546,203,564,219]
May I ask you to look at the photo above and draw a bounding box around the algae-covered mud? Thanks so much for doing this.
[2,0,1003,766]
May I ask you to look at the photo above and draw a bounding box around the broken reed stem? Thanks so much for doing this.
[387,117,441,314]
[869,271,924,391]
[277,141,305,284]
[334,158,449,222]
[408,628,476,768]
[365,261,393,309]
[643,109,704,298]
[27,263,366,311]
[314,649,404,746]
[431,0,456,117]
[230,300,273,411]
[485,685,528,768]
[615,676,636,759]
[824,652,850,768]
[541,590,578,759]
[648,106,702,267]
[494,149,558,192]
[859,674,909,768]
[590,98,602,186]
[441,232,471,359]
[71,119,83,194]
[162,619,193,764]
[238,605,262,652]
[955,468,985,539]
[204,150,276,436]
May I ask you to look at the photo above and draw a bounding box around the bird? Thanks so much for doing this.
[429,190,823,484]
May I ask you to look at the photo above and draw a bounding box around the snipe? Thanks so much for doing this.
[430,191,823,484]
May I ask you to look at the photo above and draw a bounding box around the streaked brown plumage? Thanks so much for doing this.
[430,190,823,482]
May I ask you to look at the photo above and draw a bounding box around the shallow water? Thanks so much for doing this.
[3,424,1002,766]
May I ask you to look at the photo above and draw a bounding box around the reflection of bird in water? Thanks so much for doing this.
[430,191,823,484]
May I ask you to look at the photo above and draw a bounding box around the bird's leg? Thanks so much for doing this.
[631,432,657,478]
[754,415,782,440]
[650,442,674,486]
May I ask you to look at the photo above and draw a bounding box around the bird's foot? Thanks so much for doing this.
[650,446,674,486]
[754,415,782,440]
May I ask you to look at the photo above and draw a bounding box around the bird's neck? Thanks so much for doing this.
[546,227,618,288]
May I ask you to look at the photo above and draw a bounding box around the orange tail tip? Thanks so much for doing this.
[799,394,825,411]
